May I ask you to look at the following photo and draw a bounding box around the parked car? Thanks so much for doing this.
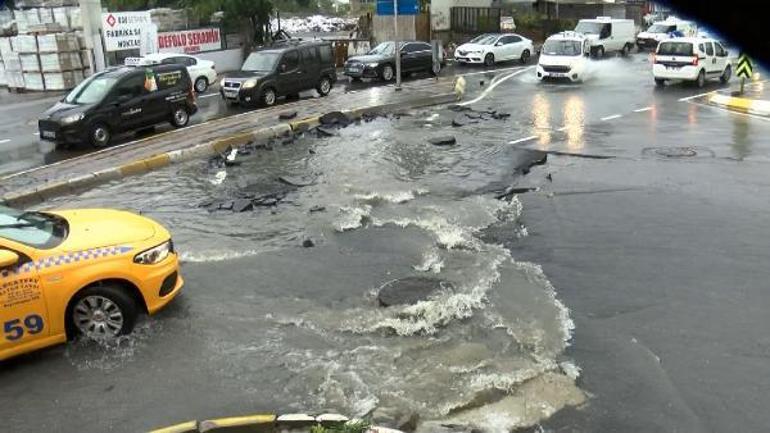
[344,41,442,82]
[38,64,197,148]
[127,53,217,93]
[220,41,336,107]
[0,204,183,361]
[574,17,636,57]
[454,33,534,66]
[537,32,590,82]
[636,17,696,50]
[652,37,732,88]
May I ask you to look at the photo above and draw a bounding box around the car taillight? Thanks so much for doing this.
[691,56,698,66]
[652,53,657,63]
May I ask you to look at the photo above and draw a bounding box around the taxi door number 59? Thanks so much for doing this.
[4,314,44,341]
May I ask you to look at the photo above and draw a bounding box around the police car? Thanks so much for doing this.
[1,205,183,361]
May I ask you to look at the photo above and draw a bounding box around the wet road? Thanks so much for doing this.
[3,53,770,433]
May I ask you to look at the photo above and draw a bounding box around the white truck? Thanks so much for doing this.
[574,17,636,57]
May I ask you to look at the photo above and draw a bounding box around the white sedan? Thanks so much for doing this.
[455,33,534,66]
[129,53,218,93]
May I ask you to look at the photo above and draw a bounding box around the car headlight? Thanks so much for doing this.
[366,62,379,68]
[134,240,172,265]
[242,79,258,89]
[60,113,84,124]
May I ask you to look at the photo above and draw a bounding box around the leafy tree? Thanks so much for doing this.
[182,0,274,50]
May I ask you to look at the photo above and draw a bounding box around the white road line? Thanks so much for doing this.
[458,65,525,78]
[199,93,219,99]
[679,91,716,102]
[33,132,39,135]
[557,126,569,132]
[633,106,653,113]
[601,114,623,121]
[458,66,534,107]
[508,135,538,145]
[0,139,10,144]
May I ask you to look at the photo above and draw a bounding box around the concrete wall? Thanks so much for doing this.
[431,0,494,31]
[373,15,416,44]
[197,48,243,72]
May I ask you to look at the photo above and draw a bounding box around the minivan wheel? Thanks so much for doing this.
[69,284,138,340]
[621,44,630,57]
[194,77,208,93]
[720,65,732,84]
[696,70,706,88]
[171,106,189,128]
[89,123,110,148]
[262,88,277,106]
[317,76,332,96]
[381,64,394,81]
[655,78,666,88]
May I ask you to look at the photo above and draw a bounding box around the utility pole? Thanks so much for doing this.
[394,0,402,89]
[80,0,105,72]
[555,0,560,20]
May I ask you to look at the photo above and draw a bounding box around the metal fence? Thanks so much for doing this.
[450,7,501,34]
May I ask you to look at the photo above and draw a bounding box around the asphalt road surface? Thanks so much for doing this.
[2,53,770,433]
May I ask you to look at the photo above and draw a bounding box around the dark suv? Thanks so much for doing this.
[38,64,197,148]
[220,41,337,107]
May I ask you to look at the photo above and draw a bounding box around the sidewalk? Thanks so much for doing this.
[0,78,458,206]
[709,78,770,116]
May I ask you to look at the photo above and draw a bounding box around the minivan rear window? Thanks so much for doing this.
[657,42,693,56]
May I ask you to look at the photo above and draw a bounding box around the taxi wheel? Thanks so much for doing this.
[696,70,706,88]
[194,77,208,93]
[69,285,138,340]
[261,87,277,106]
[170,106,190,128]
[89,123,111,148]
[720,65,732,84]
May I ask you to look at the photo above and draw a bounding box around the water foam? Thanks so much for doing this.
[414,249,444,273]
[180,249,265,263]
[334,205,372,232]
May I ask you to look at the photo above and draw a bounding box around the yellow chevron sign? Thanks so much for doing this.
[736,53,753,79]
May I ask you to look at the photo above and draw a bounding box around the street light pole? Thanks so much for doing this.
[394,0,402,89]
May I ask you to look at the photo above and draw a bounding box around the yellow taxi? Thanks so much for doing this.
[0,205,183,361]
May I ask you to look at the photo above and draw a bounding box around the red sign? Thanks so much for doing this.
[106,14,116,27]
[157,28,221,54]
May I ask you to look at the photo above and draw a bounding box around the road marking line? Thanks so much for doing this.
[458,66,534,107]
[601,114,623,121]
[557,126,569,132]
[633,106,653,113]
[33,132,39,135]
[459,65,525,78]
[679,91,716,102]
[508,135,538,144]
[0,139,10,144]
[199,93,219,99]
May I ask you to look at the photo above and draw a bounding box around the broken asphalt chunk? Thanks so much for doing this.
[378,277,454,307]
[309,205,326,213]
[232,199,254,213]
[319,111,352,126]
[277,176,314,187]
[428,136,457,146]
[279,110,298,120]
[315,126,336,137]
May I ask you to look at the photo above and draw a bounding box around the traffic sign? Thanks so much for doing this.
[736,53,753,79]
[376,0,419,16]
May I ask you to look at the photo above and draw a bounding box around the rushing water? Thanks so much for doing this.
[49,110,584,431]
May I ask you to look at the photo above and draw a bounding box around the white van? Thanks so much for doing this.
[652,37,731,88]
[636,18,696,50]
[574,17,636,57]
[537,32,590,82]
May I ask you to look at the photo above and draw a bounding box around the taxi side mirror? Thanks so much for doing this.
[0,250,19,268]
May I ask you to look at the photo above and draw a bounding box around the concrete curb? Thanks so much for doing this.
[1,92,458,207]
[709,93,770,116]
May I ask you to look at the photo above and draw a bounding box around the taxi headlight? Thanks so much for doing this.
[61,113,84,124]
[242,79,258,89]
[134,240,172,265]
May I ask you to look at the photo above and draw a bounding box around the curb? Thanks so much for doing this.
[709,93,770,116]
[1,92,458,207]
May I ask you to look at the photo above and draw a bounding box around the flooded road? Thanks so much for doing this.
[3,53,770,433]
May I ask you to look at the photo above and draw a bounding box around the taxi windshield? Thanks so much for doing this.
[0,206,68,249]
[543,39,583,56]
[64,74,119,105]
[242,52,281,72]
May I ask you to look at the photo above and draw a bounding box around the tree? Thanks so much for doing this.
[183,0,274,50]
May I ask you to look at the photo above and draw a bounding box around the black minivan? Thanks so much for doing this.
[39,64,198,148]
[220,41,336,107]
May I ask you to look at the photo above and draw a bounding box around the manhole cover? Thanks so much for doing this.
[654,147,697,158]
